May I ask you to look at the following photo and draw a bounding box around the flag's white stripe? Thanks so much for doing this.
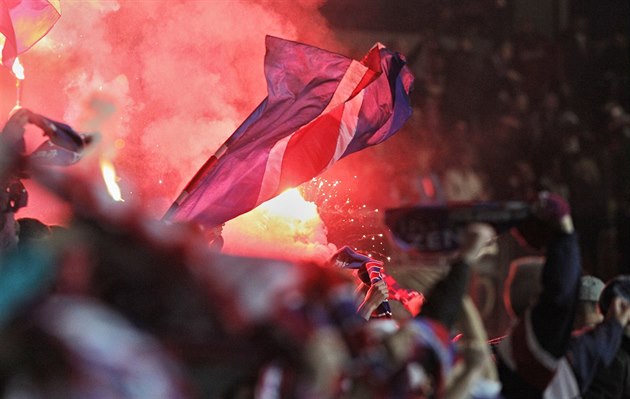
[323,60,369,114]
[257,136,291,203]
[326,90,364,169]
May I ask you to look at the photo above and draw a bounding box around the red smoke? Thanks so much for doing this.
[1,0,344,225]
[1,0,424,264]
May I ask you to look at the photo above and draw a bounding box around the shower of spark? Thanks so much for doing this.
[301,176,391,263]
[218,176,393,267]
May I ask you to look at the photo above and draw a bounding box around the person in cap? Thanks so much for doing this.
[574,275,606,330]
[494,192,630,398]
[580,275,630,398]
[562,275,630,397]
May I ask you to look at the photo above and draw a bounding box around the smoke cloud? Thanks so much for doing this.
[1,0,419,263]
[2,0,343,222]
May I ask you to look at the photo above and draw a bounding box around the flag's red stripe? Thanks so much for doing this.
[276,106,344,194]
[349,46,382,98]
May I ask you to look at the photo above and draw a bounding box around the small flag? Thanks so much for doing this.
[26,110,96,166]
[331,245,392,318]
[331,245,375,270]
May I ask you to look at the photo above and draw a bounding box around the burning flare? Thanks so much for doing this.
[258,188,319,222]
[12,57,25,109]
[12,57,25,80]
[221,187,333,263]
[100,158,124,202]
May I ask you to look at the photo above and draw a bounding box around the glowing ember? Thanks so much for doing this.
[100,158,124,202]
[12,58,25,80]
[258,188,319,222]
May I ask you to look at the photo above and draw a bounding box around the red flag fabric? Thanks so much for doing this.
[169,36,414,228]
[0,0,60,68]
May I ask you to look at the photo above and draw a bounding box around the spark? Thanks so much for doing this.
[301,177,390,264]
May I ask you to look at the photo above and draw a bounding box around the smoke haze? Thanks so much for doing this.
[1,0,343,222]
[1,0,419,263]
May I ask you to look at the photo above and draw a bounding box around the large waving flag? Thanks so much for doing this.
[0,0,61,68]
[168,35,414,228]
